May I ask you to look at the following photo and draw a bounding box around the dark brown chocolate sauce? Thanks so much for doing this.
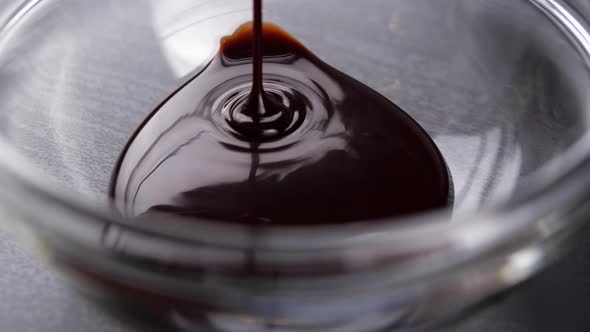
[110,0,450,225]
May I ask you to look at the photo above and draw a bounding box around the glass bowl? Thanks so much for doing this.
[1,0,590,331]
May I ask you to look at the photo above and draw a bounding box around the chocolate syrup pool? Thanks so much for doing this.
[110,23,450,225]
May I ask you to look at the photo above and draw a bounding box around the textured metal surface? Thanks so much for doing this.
[1,0,590,331]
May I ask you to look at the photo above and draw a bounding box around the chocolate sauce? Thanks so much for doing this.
[109,1,450,225]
